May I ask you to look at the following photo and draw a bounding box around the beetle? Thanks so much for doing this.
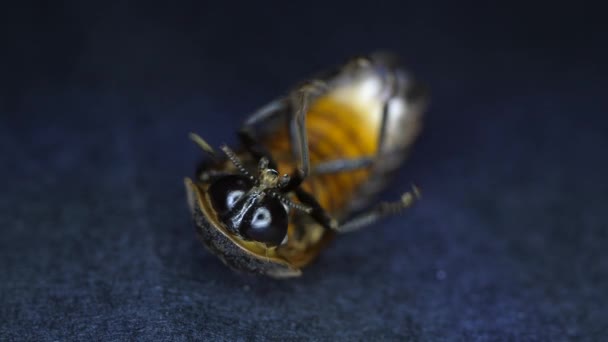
[185,52,427,278]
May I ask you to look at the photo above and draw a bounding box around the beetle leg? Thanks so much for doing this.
[311,156,375,175]
[335,185,421,233]
[197,169,234,183]
[244,98,288,125]
[376,99,391,156]
[238,98,289,170]
[283,81,329,191]
[293,188,337,231]
[374,62,403,159]
[237,129,279,170]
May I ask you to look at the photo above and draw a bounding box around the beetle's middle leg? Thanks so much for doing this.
[282,81,329,192]
[310,156,375,175]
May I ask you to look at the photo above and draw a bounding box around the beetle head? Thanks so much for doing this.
[206,146,310,246]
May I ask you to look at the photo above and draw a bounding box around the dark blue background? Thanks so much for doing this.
[2,1,607,340]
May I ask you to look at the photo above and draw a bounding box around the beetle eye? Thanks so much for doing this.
[226,190,244,210]
[251,207,272,229]
[240,199,287,246]
[208,175,252,214]
[208,175,287,246]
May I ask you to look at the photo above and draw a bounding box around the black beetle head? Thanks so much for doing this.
[208,174,289,246]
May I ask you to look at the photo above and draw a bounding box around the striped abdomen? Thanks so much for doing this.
[263,58,424,219]
[263,93,381,219]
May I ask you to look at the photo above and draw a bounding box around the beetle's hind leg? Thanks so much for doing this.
[335,185,421,233]
[290,183,421,235]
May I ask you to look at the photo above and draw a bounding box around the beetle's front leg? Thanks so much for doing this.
[237,99,289,170]
[293,188,337,231]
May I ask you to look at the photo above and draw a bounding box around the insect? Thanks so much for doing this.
[185,52,427,278]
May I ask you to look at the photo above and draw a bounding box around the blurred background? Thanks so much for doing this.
[1,1,607,340]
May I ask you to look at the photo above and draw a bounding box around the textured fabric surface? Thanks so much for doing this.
[2,1,607,340]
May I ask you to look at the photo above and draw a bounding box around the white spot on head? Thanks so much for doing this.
[226,190,244,209]
[251,207,272,229]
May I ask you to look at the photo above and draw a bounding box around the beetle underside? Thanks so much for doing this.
[186,178,332,278]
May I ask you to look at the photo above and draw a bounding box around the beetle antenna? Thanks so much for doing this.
[273,174,311,212]
[220,145,253,179]
[189,132,217,158]
[285,198,313,213]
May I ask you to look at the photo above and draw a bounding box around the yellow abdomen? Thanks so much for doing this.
[264,86,384,218]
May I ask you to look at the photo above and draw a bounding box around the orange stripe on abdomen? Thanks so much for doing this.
[263,94,380,217]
